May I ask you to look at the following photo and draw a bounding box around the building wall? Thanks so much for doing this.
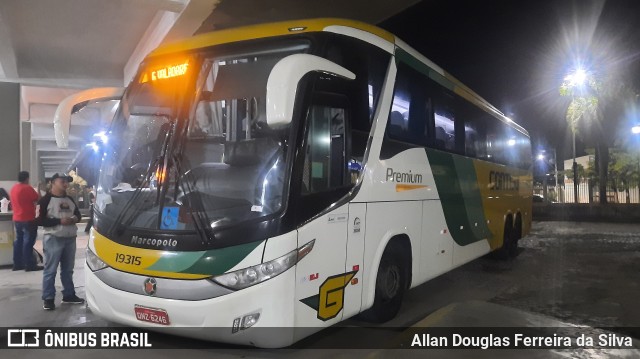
[563,155,594,175]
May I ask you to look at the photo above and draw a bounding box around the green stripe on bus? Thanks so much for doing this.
[426,148,488,246]
[452,156,493,241]
[147,240,263,276]
[395,48,455,91]
[145,251,206,273]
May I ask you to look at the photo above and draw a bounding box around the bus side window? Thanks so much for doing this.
[486,122,522,166]
[323,33,390,169]
[433,106,457,152]
[461,102,489,159]
[301,105,347,194]
[381,61,430,157]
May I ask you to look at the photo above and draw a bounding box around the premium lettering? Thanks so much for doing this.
[386,168,423,184]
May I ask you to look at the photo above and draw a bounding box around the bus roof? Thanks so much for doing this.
[149,18,528,136]
[148,18,395,57]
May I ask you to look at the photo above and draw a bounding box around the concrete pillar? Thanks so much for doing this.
[0,82,20,181]
[20,121,30,174]
[30,140,39,183]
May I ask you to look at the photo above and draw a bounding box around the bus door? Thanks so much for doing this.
[294,83,357,329]
[343,202,365,318]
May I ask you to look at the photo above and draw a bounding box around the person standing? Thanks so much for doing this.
[84,188,95,233]
[10,171,42,271]
[38,173,84,310]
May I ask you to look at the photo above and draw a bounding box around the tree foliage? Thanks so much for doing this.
[579,148,639,190]
[608,148,640,186]
[559,70,638,203]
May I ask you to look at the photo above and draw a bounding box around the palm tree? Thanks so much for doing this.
[560,71,637,204]
[560,72,599,202]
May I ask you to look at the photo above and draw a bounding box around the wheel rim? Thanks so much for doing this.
[380,262,401,300]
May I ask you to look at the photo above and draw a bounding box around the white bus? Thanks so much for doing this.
[80,18,532,347]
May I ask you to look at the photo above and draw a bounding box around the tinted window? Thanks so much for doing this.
[322,34,390,165]
[381,59,531,169]
[323,34,390,128]
[460,101,489,159]
[386,62,431,146]
[433,92,459,153]
[487,125,531,169]
[463,103,531,170]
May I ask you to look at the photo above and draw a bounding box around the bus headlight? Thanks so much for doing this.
[86,247,108,272]
[212,239,314,290]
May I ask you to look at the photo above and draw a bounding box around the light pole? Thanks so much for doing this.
[550,148,560,202]
[564,68,588,203]
[633,125,640,202]
[573,131,578,202]
[536,153,548,200]
[537,149,560,202]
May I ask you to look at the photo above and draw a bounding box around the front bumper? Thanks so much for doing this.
[85,264,296,348]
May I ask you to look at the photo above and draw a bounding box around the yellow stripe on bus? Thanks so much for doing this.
[93,231,210,280]
[149,18,395,58]
[472,159,532,250]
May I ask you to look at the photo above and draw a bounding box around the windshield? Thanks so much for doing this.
[95,41,309,236]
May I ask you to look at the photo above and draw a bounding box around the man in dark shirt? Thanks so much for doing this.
[38,173,84,310]
[84,189,95,233]
[10,171,42,271]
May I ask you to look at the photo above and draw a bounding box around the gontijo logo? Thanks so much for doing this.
[143,278,157,296]
[489,170,520,191]
[300,270,358,321]
[386,168,428,192]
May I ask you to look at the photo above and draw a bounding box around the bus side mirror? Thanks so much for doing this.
[266,54,355,127]
[54,87,124,149]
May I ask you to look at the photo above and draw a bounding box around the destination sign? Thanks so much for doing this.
[140,61,189,83]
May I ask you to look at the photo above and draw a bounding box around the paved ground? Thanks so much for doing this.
[0,225,95,327]
[490,222,640,331]
[1,221,639,358]
[355,221,640,334]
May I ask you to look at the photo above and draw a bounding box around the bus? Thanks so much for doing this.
[81,18,532,347]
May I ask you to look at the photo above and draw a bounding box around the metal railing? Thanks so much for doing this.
[534,179,640,204]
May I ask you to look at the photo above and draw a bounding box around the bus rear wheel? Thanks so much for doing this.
[358,245,406,323]
[494,219,516,260]
[510,216,522,258]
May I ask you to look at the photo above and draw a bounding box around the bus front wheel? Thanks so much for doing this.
[358,244,406,323]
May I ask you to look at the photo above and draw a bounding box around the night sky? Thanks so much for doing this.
[380,0,640,167]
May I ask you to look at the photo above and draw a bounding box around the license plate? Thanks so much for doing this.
[134,305,170,326]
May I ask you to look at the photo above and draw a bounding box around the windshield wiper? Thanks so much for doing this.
[172,144,213,245]
[155,122,175,230]
[107,120,172,236]
[107,157,159,236]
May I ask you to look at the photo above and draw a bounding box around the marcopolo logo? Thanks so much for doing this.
[386,168,428,192]
[131,235,178,248]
